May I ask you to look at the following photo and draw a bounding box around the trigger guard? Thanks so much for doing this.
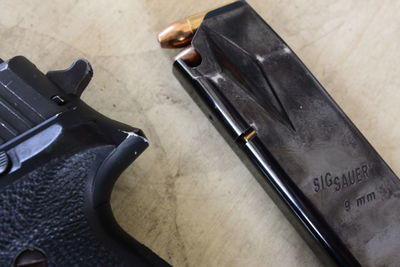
[92,132,148,208]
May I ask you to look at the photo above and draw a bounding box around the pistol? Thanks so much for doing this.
[160,1,400,266]
[0,56,170,266]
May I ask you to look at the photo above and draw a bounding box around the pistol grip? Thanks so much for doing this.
[0,56,170,266]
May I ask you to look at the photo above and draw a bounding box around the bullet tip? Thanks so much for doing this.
[175,46,202,67]
[158,2,234,49]
[158,21,194,49]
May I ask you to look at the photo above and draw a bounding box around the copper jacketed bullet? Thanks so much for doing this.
[158,12,204,49]
[158,2,232,49]
[175,46,202,67]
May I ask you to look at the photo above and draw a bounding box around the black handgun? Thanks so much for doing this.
[0,56,170,266]
[160,1,400,266]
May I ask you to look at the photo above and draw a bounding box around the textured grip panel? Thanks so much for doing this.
[0,147,124,266]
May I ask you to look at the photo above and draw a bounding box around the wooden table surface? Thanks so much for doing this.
[1,0,399,266]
